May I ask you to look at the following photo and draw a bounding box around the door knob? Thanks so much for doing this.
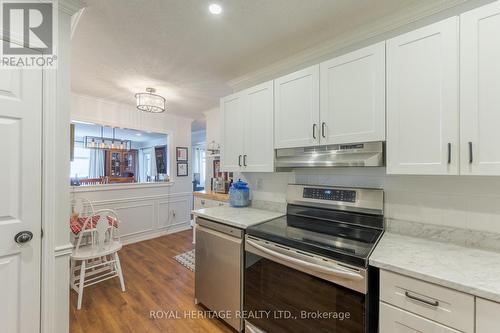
[15,231,33,244]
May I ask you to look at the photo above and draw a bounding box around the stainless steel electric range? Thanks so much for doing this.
[244,184,384,333]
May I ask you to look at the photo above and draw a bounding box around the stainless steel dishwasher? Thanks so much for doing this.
[195,217,243,331]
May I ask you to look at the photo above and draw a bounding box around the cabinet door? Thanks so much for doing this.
[386,17,459,175]
[274,65,320,148]
[476,298,500,333]
[243,81,274,172]
[320,42,385,144]
[460,2,500,175]
[221,93,244,171]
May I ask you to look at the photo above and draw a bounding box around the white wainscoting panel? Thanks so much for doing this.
[71,187,192,245]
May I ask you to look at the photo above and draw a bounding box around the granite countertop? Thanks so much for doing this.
[193,190,229,202]
[370,232,500,303]
[192,206,284,229]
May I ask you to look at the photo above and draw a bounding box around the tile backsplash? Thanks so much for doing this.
[239,168,500,234]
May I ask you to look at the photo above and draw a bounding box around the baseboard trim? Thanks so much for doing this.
[121,222,191,246]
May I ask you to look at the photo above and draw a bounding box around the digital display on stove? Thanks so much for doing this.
[303,187,356,202]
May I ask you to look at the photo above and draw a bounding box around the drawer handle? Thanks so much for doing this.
[405,291,439,307]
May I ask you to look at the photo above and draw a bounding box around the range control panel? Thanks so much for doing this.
[303,187,357,203]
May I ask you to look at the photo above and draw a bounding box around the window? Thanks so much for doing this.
[70,121,169,184]
[70,147,91,178]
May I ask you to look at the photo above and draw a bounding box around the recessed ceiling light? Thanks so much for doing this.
[209,3,222,15]
[136,133,142,136]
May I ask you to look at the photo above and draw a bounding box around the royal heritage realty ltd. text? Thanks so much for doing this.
[150,310,351,321]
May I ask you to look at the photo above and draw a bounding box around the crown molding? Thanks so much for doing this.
[227,0,467,91]
[59,0,85,16]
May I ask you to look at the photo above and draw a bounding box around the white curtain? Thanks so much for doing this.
[138,150,145,182]
[150,147,158,179]
[88,149,105,178]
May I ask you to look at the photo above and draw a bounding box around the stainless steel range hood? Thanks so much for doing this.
[275,141,384,171]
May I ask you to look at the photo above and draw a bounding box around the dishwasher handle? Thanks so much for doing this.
[246,239,363,281]
[196,224,243,243]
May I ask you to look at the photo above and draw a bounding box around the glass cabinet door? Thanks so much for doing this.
[111,151,122,176]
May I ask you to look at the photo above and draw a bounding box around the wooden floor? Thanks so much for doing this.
[70,230,234,333]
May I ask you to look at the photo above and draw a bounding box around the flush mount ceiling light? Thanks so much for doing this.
[135,87,166,113]
[208,3,222,15]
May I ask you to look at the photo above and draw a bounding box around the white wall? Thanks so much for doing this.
[203,108,221,190]
[70,94,193,243]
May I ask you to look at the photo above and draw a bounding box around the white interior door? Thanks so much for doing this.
[243,81,274,172]
[386,17,459,175]
[0,64,42,332]
[274,65,320,149]
[320,42,386,145]
[460,1,500,175]
[221,93,244,172]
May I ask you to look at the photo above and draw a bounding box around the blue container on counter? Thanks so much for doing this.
[229,179,250,207]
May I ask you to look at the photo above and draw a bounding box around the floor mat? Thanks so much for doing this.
[174,249,195,271]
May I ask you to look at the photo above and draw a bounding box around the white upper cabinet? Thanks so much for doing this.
[221,92,245,172]
[274,65,320,149]
[221,81,274,172]
[460,1,500,175]
[320,42,386,144]
[386,17,459,175]
[243,81,274,172]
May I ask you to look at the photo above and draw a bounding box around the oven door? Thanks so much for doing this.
[244,236,368,333]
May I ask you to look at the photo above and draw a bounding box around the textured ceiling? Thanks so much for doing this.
[72,0,433,119]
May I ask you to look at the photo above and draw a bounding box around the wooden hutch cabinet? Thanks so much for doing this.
[105,149,138,182]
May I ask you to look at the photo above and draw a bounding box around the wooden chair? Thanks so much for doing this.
[70,209,125,310]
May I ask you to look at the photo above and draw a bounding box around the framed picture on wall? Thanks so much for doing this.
[177,163,188,176]
[213,160,220,178]
[176,147,188,162]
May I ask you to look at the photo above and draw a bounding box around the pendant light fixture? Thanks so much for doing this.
[135,87,166,113]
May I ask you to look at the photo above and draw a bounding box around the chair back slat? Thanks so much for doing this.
[74,208,121,255]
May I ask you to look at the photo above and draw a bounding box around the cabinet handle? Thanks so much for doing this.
[469,142,473,164]
[312,124,317,139]
[405,291,439,307]
[243,155,247,166]
[447,143,451,164]
[321,122,326,138]
[238,155,242,167]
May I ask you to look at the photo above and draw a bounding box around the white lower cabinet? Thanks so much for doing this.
[380,303,461,333]
[379,270,474,333]
[476,298,500,333]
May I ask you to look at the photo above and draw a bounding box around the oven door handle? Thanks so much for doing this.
[246,239,364,281]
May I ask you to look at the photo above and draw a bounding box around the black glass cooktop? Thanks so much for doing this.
[246,211,383,267]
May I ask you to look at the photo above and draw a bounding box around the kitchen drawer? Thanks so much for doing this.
[380,270,474,333]
[194,197,227,210]
[476,298,500,333]
[380,302,461,333]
